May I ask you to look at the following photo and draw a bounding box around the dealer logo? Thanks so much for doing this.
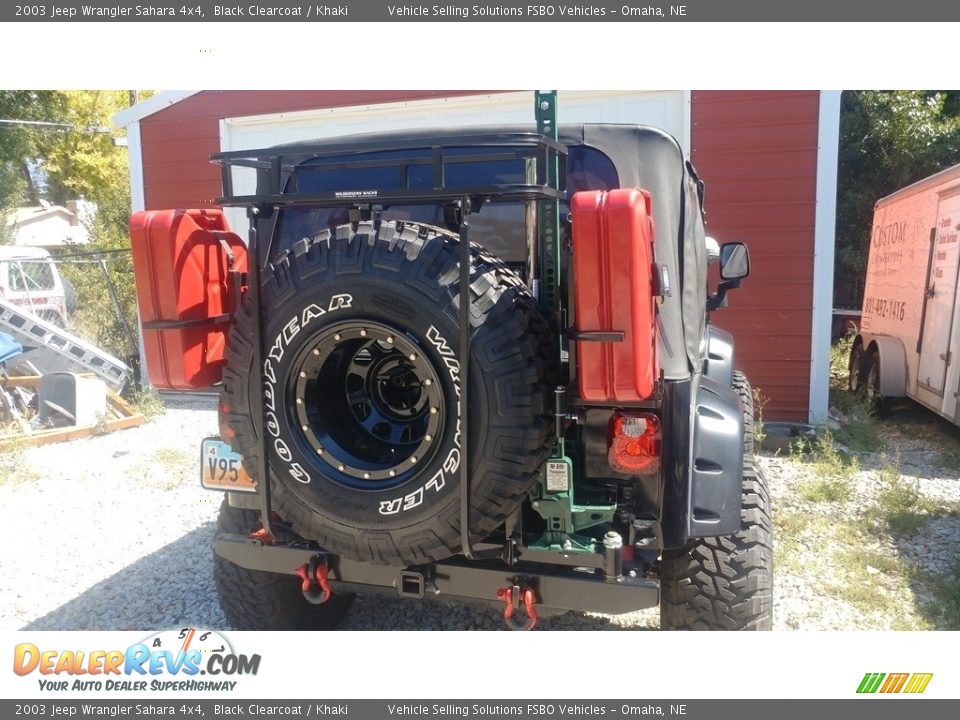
[13,627,260,692]
[856,672,933,694]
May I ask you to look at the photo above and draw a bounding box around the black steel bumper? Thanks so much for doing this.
[215,533,659,615]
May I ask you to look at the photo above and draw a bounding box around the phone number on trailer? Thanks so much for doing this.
[863,296,907,322]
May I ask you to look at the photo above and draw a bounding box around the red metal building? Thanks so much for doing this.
[115,90,839,423]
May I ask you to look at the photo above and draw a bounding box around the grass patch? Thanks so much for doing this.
[131,388,166,419]
[152,448,191,469]
[0,435,40,486]
[774,505,931,629]
[864,455,948,536]
[923,557,960,630]
[791,430,859,503]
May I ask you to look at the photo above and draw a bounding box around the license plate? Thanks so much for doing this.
[200,437,256,493]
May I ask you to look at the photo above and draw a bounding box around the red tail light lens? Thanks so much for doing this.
[608,412,661,475]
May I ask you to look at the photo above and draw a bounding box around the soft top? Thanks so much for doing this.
[253,123,706,379]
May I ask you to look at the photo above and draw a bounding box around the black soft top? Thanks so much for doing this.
[259,123,706,379]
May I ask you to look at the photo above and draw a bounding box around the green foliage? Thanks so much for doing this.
[791,428,860,484]
[59,184,140,360]
[835,91,960,303]
[927,557,960,630]
[1,90,153,209]
[131,387,166,419]
[0,90,66,206]
[0,90,154,361]
[866,454,937,536]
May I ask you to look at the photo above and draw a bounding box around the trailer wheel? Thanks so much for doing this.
[221,220,554,566]
[213,500,354,630]
[659,372,773,630]
[862,349,888,412]
[848,341,865,393]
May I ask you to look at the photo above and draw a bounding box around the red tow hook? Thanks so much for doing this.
[249,527,275,546]
[496,584,538,631]
[295,556,333,605]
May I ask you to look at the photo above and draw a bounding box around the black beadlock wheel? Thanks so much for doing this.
[221,219,555,566]
[659,371,773,630]
[213,500,355,631]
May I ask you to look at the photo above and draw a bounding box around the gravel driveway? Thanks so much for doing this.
[2,395,957,631]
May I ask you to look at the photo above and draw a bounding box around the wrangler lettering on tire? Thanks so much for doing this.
[221,220,555,565]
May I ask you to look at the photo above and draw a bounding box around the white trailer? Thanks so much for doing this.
[849,163,960,424]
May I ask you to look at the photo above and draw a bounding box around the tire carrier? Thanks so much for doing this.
[210,93,660,628]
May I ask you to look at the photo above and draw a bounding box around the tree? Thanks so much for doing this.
[835,91,960,307]
[0,90,65,206]
[0,90,155,360]
[42,90,134,206]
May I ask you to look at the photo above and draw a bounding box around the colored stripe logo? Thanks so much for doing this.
[857,672,933,694]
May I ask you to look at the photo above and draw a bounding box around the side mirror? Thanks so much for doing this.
[707,242,750,311]
[719,242,750,280]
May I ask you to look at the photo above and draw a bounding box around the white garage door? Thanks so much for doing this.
[220,90,688,233]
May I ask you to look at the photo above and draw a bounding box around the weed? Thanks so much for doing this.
[752,386,770,447]
[132,388,166,419]
[0,434,40,486]
[152,448,190,470]
[866,455,939,536]
[829,329,857,390]
[791,429,860,503]
[92,411,111,436]
[797,476,855,504]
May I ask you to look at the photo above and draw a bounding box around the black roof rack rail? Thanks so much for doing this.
[211,131,567,208]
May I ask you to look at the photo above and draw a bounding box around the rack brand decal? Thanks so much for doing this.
[12,628,260,692]
[856,672,933,694]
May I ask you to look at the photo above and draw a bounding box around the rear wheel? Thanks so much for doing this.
[659,372,773,630]
[221,219,555,566]
[213,500,355,630]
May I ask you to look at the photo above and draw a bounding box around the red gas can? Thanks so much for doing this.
[129,209,247,390]
[570,189,658,402]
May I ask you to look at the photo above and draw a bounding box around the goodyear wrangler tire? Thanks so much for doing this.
[221,220,554,565]
[213,500,354,630]
[659,372,773,630]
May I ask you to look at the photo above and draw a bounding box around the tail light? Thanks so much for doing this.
[608,412,661,475]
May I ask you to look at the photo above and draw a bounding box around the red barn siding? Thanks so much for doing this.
[140,91,488,209]
[692,90,821,421]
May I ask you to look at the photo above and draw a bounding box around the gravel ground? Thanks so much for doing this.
[1,395,957,631]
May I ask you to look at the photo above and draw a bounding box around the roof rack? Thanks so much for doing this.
[211,131,567,208]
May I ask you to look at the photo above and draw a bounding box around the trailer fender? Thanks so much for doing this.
[859,333,908,397]
[703,325,734,387]
[687,375,744,538]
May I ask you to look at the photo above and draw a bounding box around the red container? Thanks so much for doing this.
[570,189,658,402]
[129,209,247,390]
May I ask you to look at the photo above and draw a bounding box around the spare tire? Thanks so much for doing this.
[221,219,554,566]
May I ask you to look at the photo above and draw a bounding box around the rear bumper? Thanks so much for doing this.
[215,533,660,615]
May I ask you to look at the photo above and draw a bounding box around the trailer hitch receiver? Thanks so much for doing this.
[295,555,333,605]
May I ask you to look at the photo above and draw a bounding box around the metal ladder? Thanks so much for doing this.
[0,296,131,390]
